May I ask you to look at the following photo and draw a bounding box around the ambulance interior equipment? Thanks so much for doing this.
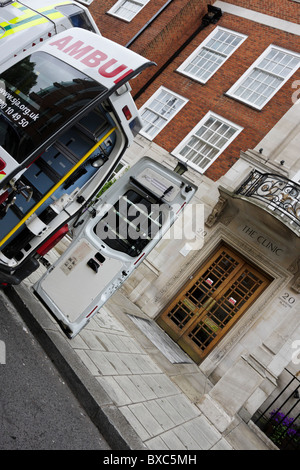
[0,28,154,285]
[34,157,198,338]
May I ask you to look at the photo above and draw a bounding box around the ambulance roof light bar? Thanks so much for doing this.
[0,1,13,6]
[76,0,94,5]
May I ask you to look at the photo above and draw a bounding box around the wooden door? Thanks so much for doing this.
[157,245,271,363]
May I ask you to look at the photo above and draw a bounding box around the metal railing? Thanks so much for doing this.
[253,369,300,450]
[235,171,300,230]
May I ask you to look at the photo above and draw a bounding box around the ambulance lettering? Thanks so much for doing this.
[63,41,94,60]
[49,36,133,84]
[81,50,108,67]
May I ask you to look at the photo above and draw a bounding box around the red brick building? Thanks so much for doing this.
[89,0,300,180]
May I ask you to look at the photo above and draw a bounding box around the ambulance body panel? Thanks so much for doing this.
[0,28,154,188]
[0,1,99,65]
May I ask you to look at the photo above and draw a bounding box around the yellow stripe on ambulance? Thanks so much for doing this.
[0,2,72,39]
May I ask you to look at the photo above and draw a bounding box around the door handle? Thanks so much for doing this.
[202,297,216,311]
[87,258,100,273]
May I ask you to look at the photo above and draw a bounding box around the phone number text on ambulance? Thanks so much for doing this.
[0,87,39,128]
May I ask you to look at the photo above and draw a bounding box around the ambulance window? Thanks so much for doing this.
[56,5,95,32]
[0,52,106,163]
[94,190,163,257]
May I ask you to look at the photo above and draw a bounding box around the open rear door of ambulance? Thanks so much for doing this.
[33,157,198,338]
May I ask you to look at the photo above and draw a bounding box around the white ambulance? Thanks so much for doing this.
[0,27,155,284]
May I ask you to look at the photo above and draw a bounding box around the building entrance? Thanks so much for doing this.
[157,244,271,363]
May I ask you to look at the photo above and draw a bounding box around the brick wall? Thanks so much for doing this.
[217,0,300,24]
[90,0,212,93]
[128,0,212,94]
[89,0,209,47]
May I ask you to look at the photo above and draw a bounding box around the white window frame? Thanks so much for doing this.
[177,27,247,84]
[172,111,243,174]
[108,0,150,22]
[139,86,188,140]
[226,44,300,110]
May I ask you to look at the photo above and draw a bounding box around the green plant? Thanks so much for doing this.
[269,409,299,447]
[96,177,116,198]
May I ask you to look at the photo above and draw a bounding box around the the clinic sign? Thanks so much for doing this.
[240,224,284,257]
[0,340,5,364]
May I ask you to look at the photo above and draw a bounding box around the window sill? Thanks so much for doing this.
[224,92,264,111]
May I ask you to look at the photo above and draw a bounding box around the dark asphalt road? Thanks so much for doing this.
[0,289,110,450]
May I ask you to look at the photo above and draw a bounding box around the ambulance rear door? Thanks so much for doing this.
[33,157,198,338]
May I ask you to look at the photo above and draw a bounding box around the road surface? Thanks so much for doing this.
[0,289,110,450]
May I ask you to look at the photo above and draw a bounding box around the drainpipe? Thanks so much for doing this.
[133,4,222,101]
[126,0,175,48]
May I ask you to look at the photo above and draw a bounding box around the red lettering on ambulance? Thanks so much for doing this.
[49,35,73,50]
[98,59,127,78]
[48,36,133,84]
[81,50,108,67]
[63,40,94,59]
[114,68,134,84]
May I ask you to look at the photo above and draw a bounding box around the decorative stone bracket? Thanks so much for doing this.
[205,196,227,227]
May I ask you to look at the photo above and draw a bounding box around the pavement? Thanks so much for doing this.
[3,240,276,451]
